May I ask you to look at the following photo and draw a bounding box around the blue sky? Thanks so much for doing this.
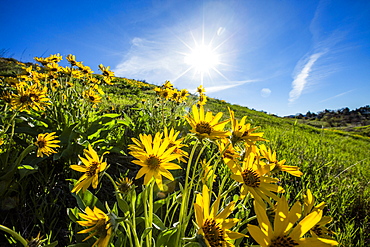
[1,0,369,116]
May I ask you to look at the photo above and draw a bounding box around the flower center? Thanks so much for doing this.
[270,235,299,247]
[202,218,225,247]
[241,169,260,187]
[147,155,161,170]
[20,95,31,103]
[195,121,212,135]
[87,162,99,176]
[36,140,46,148]
[89,96,96,101]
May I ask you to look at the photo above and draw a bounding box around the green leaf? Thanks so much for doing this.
[70,186,104,210]
[156,228,177,247]
[67,207,80,222]
[140,227,153,241]
[117,197,130,214]
[152,213,167,231]
[101,113,121,119]
[17,164,38,180]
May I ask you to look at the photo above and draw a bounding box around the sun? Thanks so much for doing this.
[184,44,220,74]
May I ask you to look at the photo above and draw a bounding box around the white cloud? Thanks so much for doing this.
[289,52,324,103]
[261,88,271,98]
[319,89,355,103]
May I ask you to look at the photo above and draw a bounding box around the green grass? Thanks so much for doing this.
[1,57,369,246]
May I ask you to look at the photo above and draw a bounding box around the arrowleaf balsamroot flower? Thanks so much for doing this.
[194,185,245,247]
[35,132,60,157]
[228,107,266,145]
[128,132,183,190]
[83,89,102,107]
[70,145,109,193]
[77,206,113,247]
[217,138,240,173]
[259,144,303,177]
[231,151,284,206]
[163,127,188,163]
[185,105,230,140]
[247,197,339,247]
[303,189,336,239]
[11,84,50,112]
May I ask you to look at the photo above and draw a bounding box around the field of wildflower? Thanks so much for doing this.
[0,54,369,246]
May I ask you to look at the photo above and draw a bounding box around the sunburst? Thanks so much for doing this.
[174,27,230,86]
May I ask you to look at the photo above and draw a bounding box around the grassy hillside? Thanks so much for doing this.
[0,56,369,246]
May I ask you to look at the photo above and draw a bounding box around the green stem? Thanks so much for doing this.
[148,180,154,246]
[124,220,141,247]
[104,172,121,198]
[175,139,199,246]
[0,225,27,246]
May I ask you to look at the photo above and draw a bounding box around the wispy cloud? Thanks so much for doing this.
[319,89,355,103]
[289,52,325,103]
[288,0,349,104]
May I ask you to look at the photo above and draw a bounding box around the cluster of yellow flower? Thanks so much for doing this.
[68,104,338,246]
[154,80,190,103]
[196,84,207,107]
[0,54,117,160]
[185,105,337,246]
[0,53,115,112]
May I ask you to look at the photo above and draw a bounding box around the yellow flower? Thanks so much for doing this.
[163,127,188,163]
[70,145,109,193]
[200,159,216,184]
[115,177,134,195]
[303,189,336,240]
[185,105,230,140]
[128,132,183,190]
[231,152,284,206]
[45,62,61,73]
[163,80,173,89]
[11,84,50,112]
[177,89,189,103]
[84,89,102,107]
[247,197,339,247]
[160,88,173,100]
[197,93,207,106]
[0,138,4,152]
[197,85,206,94]
[217,138,240,173]
[35,132,60,158]
[77,62,94,74]
[66,54,78,66]
[34,56,50,66]
[98,64,115,78]
[194,185,245,247]
[259,144,303,177]
[229,107,265,145]
[46,53,63,63]
[77,206,112,247]
[1,91,12,104]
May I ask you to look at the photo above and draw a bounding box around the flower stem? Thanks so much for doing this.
[0,225,27,246]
